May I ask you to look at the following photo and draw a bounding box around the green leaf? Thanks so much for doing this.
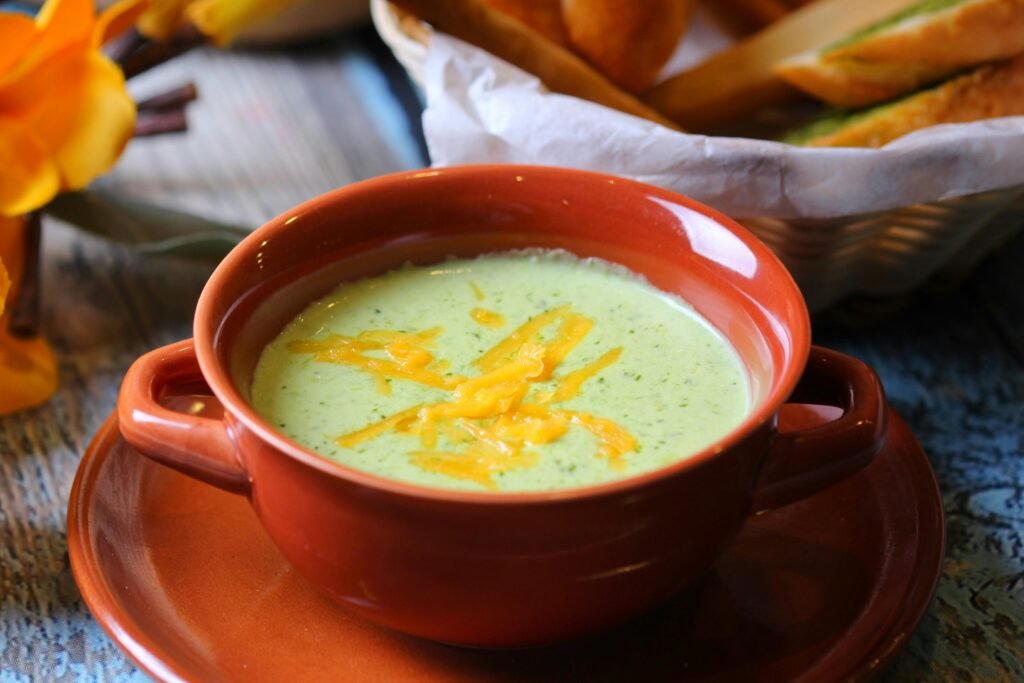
[43,190,252,260]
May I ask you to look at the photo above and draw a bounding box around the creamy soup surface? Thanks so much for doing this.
[250,251,750,492]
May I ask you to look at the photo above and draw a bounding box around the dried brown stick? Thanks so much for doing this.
[137,82,199,111]
[107,27,149,64]
[388,0,681,130]
[119,25,207,79]
[134,108,189,137]
[8,212,42,340]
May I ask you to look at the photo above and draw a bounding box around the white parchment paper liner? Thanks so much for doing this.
[422,33,1024,220]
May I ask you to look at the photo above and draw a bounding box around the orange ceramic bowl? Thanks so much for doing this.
[117,166,886,647]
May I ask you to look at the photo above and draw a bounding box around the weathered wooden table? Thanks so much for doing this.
[1,26,1021,682]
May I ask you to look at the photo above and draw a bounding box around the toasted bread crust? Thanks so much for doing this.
[777,0,1024,107]
[483,0,569,47]
[562,0,693,94]
[801,53,1024,147]
[828,0,1024,65]
[700,0,791,37]
[777,53,952,107]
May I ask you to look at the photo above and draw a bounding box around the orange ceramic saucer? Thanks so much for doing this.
[68,400,944,682]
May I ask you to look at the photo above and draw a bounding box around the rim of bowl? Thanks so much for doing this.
[194,165,811,505]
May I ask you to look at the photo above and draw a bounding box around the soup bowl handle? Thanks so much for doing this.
[117,339,251,495]
[752,346,887,512]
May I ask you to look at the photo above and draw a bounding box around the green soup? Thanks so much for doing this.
[251,251,750,492]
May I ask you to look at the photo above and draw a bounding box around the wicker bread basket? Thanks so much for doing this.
[371,0,1024,316]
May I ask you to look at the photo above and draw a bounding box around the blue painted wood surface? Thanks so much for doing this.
[1,23,1022,683]
[816,252,1024,681]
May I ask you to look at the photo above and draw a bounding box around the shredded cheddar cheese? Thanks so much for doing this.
[475,306,570,372]
[410,444,539,490]
[537,347,623,404]
[335,405,423,448]
[470,307,506,328]
[563,411,636,469]
[291,304,635,488]
[537,313,593,380]
[287,327,462,393]
[469,281,486,301]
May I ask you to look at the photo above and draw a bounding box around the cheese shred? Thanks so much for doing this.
[292,305,633,488]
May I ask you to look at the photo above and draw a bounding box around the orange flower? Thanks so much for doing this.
[139,0,302,45]
[0,216,57,414]
[0,0,144,217]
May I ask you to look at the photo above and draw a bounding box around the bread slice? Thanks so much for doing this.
[388,0,682,129]
[776,0,1024,107]
[561,0,694,94]
[700,0,792,37]
[483,0,569,47]
[785,52,1024,147]
[642,0,921,131]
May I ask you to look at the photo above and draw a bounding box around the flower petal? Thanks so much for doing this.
[27,53,135,190]
[36,0,94,44]
[186,0,297,45]
[0,331,58,414]
[0,0,94,92]
[0,14,36,76]
[35,0,95,53]
[137,0,190,41]
[95,0,150,46]
[0,216,58,415]
[0,117,60,216]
